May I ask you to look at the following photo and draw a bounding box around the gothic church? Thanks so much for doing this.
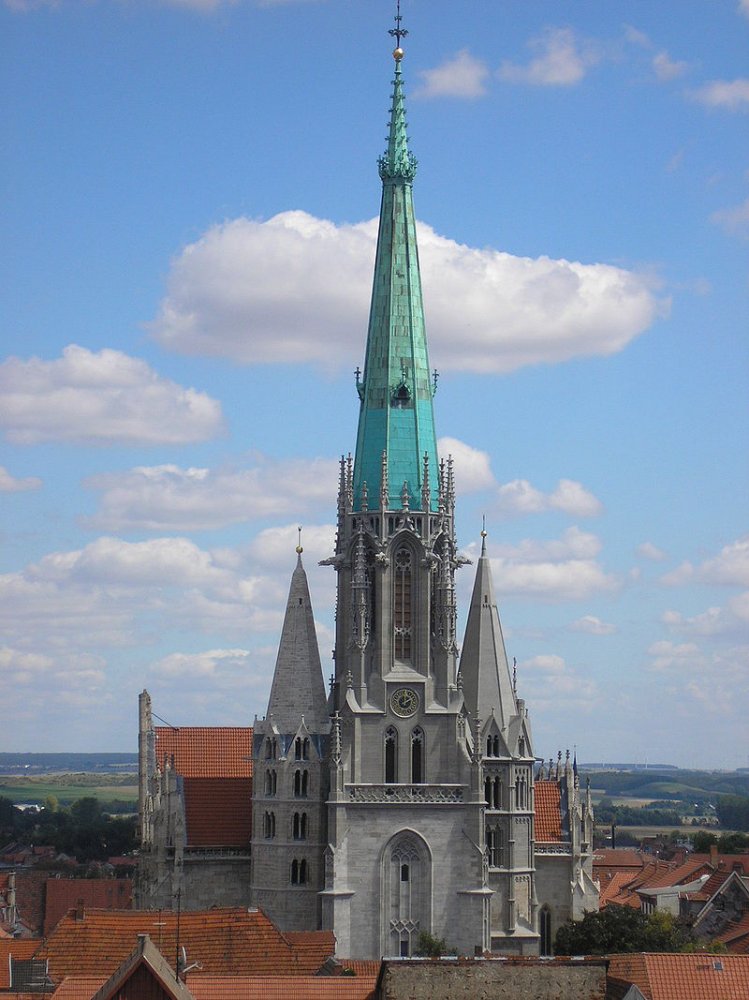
[137,24,598,959]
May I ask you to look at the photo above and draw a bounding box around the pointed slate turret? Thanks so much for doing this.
[353,47,439,511]
[460,532,518,730]
[265,551,328,734]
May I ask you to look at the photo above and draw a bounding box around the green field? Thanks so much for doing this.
[0,772,138,807]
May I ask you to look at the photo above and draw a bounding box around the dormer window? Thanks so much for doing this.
[392,382,411,408]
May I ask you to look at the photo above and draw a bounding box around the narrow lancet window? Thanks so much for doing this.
[393,547,412,661]
[411,727,424,784]
[385,727,398,784]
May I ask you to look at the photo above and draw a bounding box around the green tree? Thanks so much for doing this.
[691,830,718,852]
[414,931,452,957]
[715,795,749,831]
[555,905,695,956]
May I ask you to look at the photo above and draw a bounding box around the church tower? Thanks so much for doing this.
[251,543,330,930]
[320,23,494,960]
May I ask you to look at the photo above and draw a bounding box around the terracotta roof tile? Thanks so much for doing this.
[44,879,133,936]
[328,960,382,978]
[0,939,40,989]
[182,778,252,848]
[154,727,253,778]
[609,952,749,1000]
[592,849,646,870]
[284,930,336,974]
[187,975,378,999]
[534,781,563,843]
[599,870,635,908]
[637,858,711,891]
[51,978,107,999]
[718,912,749,955]
[35,907,308,984]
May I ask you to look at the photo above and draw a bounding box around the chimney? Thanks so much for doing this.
[710,843,718,867]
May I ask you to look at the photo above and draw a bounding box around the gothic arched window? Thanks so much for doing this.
[384,833,431,958]
[385,727,398,784]
[411,727,424,784]
[540,906,552,956]
[393,546,413,661]
[263,811,275,839]
[291,859,307,885]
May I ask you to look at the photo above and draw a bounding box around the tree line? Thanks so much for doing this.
[0,795,137,864]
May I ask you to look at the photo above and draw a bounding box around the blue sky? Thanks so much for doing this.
[2,0,747,768]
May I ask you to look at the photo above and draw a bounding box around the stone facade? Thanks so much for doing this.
[377,957,608,1000]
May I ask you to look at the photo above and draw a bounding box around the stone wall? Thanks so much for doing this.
[378,957,608,1000]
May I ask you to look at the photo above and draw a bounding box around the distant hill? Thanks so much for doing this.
[0,752,137,775]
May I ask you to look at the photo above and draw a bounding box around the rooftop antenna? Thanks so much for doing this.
[389,0,408,50]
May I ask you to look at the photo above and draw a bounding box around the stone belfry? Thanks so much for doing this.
[320,19,493,960]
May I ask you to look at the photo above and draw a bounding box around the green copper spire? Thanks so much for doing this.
[353,40,439,512]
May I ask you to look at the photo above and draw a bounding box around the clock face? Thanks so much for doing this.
[390,687,419,718]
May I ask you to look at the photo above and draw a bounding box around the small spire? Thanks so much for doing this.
[296,526,303,559]
[379,2,417,182]
[480,516,487,556]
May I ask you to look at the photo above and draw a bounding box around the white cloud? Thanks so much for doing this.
[152,648,250,678]
[415,49,490,99]
[623,25,651,49]
[485,528,615,601]
[495,478,602,518]
[645,640,749,718]
[85,456,338,532]
[691,78,749,111]
[652,51,688,81]
[0,466,42,493]
[437,437,495,493]
[710,197,749,239]
[150,211,664,376]
[647,639,700,670]
[637,541,667,562]
[663,591,749,637]
[520,653,600,710]
[662,535,749,587]
[0,345,223,446]
[498,27,599,87]
[569,615,617,636]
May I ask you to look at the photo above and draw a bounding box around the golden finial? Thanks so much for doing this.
[296,526,303,555]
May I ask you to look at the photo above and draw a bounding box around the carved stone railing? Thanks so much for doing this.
[347,783,464,803]
[535,842,571,855]
[184,847,251,860]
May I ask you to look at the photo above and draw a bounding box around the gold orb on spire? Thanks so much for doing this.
[296,526,303,555]
[393,47,404,61]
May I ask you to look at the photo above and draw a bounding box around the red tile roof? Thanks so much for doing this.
[534,781,563,843]
[592,849,645,870]
[284,930,337,974]
[51,978,106,999]
[35,907,315,984]
[154,727,253,778]
[328,960,382,978]
[182,778,252,848]
[608,952,749,1000]
[635,858,711,892]
[43,879,133,936]
[187,976,378,999]
[717,912,749,955]
[0,939,40,989]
